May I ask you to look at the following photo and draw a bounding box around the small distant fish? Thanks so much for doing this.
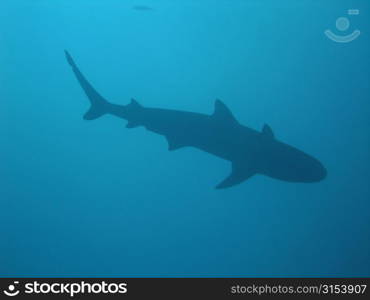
[132,5,154,11]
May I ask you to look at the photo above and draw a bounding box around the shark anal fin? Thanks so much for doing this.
[215,163,255,189]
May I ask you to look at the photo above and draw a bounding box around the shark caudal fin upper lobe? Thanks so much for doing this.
[65,50,109,120]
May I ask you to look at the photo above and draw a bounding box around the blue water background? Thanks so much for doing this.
[1,0,369,277]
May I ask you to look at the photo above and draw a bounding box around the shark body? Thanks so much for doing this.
[65,51,326,189]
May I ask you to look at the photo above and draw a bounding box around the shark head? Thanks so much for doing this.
[291,155,327,183]
[260,141,327,183]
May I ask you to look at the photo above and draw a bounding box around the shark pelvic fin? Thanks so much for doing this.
[212,99,238,124]
[215,163,255,189]
[166,136,187,151]
[126,121,140,128]
[262,124,274,138]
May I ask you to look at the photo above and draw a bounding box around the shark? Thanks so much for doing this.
[65,51,327,189]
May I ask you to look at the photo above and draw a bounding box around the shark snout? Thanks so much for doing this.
[301,158,327,183]
[264,149,327,183]
[313,162,327,182]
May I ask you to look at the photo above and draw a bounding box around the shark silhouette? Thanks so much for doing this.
[65,51,327,189]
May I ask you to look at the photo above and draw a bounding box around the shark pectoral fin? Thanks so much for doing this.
[215,164,255,189]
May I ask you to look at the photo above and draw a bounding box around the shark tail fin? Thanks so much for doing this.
[65,50,110,120]
[83,101,108,120]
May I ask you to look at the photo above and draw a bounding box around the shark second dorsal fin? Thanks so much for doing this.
[129,98,142,108]
[262,124,274,139]
[212,100,238,124]
[215,163,255,189]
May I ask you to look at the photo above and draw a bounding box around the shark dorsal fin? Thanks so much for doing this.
[262,124,274,138]
[212,99,237,124]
